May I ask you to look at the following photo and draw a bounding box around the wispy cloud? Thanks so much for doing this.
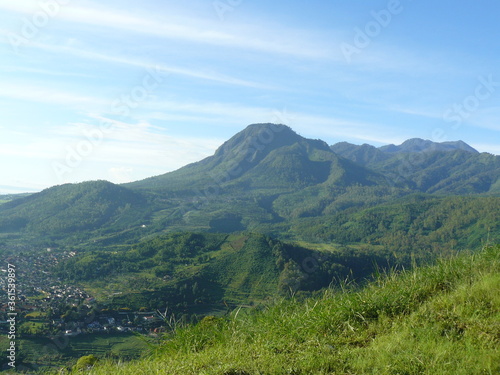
[30,41,277,89]
[385,105,444,120]
[146,99,274,121]
[55,117,221,160]
[288,112,404,145]
[0,82,105,108]
[0,1,334,60]
[0,184,41,194]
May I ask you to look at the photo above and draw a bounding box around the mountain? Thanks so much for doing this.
[378,138,479,154]
[331,138,479,161]
[0,180,147,235]
[330,142,387,165]
[332,138,499,194]
[127,123,385,192]
[0,124,498,242]
[121,124,392,231]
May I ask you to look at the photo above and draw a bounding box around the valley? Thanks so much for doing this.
[0,123,498,372]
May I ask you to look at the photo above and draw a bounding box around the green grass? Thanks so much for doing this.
[57,244,500,374]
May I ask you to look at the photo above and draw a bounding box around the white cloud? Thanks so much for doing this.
[0,184,41,194]
[384,105,444,120]
[288,113,403,145]
[47,118,223,181]
[0,0,336,60]
[146,99,274,122]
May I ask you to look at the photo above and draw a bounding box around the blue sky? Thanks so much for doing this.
[1,0,499,193]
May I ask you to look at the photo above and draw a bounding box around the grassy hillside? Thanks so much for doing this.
[68,244,500,375]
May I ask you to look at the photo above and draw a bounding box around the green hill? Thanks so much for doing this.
[63,244,500,374]
[276,194,500,255]
[54,232,395,314]
[0,180,148,236]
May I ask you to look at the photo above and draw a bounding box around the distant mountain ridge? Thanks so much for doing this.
[332,138,479,156]
[331,137,498,194]
[379,138,479,154]
[1,124,498,239]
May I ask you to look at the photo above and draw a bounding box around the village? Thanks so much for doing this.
[0,247,165,338]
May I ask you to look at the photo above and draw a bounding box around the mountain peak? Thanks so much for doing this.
[243,123,292,133]
[127,123,355,191]
[379,138,478,154]
[214,123,300,157]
